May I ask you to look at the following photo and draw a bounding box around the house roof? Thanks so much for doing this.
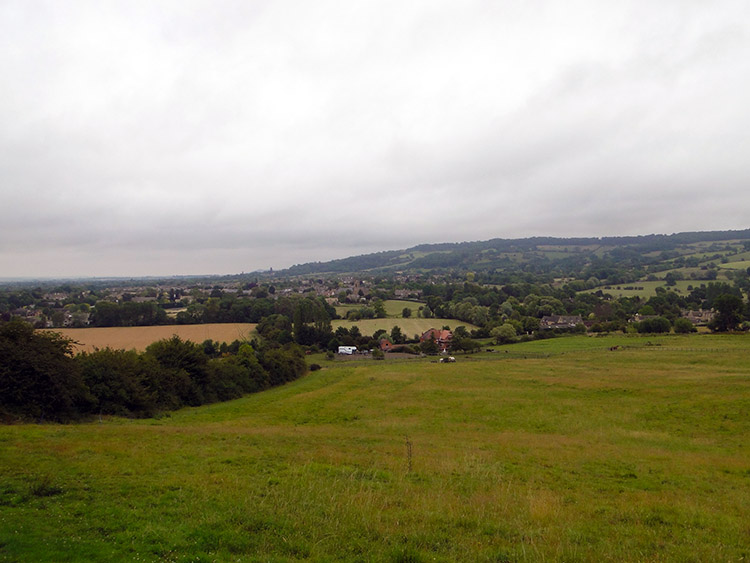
[420,328,452,341]
[539,315,583,328]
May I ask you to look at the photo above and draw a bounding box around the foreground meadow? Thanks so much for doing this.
[1,334,749,561]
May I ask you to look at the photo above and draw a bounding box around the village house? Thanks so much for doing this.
[394,288,423,299]
[379,338,394,352]
[131,296,157,303]
[539,315,584,329]
[681,309,715,325]
[628,313,659,324]
[419,328,453,352]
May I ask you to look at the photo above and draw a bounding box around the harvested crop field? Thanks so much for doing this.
[43,323,257,353]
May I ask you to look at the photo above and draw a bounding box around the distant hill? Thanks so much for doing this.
[281,229,750,276]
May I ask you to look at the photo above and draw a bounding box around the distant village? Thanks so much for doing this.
[1,271,718,336]
[2,275,426,329]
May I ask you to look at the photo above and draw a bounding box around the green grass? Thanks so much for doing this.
[1,333,749,561]
[582,279,727,298]
[582,281,688,298]
[335,300,423,319]
[334,303,361,317]
[383,300,422,317]
[719,260,750,270]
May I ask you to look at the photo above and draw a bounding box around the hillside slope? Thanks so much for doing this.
[1,334,748,561]
[281,229,750,276]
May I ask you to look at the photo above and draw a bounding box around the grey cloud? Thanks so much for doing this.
[2,0,750,277]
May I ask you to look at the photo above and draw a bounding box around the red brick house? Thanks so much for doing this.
[419,328,453,352]
[379,338,394,352]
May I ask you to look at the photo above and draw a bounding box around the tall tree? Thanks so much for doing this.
[0,320,92,421]
[709,295,745,332]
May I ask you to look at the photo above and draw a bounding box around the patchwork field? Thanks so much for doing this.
[43,323,257,353]
[1,333,748,561]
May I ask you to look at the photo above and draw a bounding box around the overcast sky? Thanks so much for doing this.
[2,1,749,278]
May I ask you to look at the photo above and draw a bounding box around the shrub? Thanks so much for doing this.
[0,320,93,421]
[491,323,517,344]
[391,345,418,354]
[78,348,156,417]
[673,318,697,334]
[637,317,672,334]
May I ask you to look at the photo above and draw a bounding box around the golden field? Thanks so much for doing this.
[43,323,257,353]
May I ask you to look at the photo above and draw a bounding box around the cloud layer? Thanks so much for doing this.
[2,0,749,277]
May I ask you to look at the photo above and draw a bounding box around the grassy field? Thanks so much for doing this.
[583,280,716,299]
[331,318,476,339]
[383,300,422,317]
[1,333,749,561]
[719,260,750,270]
[335,300,423,319]
[42,323,257,353]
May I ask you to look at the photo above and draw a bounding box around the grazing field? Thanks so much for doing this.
[719,259,750,270]
[1,333,749,561]
[583,280,709,298]
[383,299,423,317]
[331,317,476,338]
[42,323,257,353]
[335,299,423,319]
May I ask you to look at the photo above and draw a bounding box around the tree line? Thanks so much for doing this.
[0,319,306,423]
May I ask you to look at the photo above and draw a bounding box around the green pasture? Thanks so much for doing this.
[335,300,422,319]
[584,272,742,298]
[730,250,750,262]
[719,260,750,270]
[334,303,361,317]
[1,333,749,561]
[383,299,422,317]
[582,280,697,298]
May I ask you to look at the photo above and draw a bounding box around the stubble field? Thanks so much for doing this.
[42,323,258,353]
[1,333,748,561]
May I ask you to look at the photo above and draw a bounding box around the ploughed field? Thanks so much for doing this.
[1,334,749,561]
[42,323,257,353]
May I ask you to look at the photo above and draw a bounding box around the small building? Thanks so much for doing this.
[539,315,584,329]
[681,309,715,326]
[379,338,394,352]
[419,328,453,352]
[337,346,357,355]
[628,314,659,324]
